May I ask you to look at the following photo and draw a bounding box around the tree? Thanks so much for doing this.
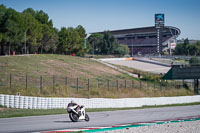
[189,57,200,65]
[102,31,119,54]
[0,6,25,55]
[76,25,86,39]
[114,44,130,56]
[186,44,197,56]
[0,5,86,56]
[184,38,189,45]
[174,38,190,55]
[23,8,57,54]
[88,31,129,55]
[88,33,104,54]
[22,12,42,53]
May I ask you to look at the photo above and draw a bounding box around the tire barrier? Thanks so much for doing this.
[19,96,24,109]
[9,95,14,108]
[24,96,29,109]
[0,94,200,109]
[14,96,19,108]
[0,95,4,107]
[32,97,37,109]
[4,95,9,108]
[28,97,33,109]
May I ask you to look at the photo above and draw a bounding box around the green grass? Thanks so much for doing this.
[111,63,162,81]
[0,54,132,79]
[1,102,200,118]
[0,54,195,98]
[0,54,133,97]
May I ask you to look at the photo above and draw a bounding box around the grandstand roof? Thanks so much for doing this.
[93,26,181,38]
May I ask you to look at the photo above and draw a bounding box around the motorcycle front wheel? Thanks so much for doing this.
[85,114,90,122]
[69,112,79,122]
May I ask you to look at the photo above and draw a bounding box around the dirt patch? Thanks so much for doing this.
[0,108,12,111]
[40,59,122,78]
[74,62,122,76]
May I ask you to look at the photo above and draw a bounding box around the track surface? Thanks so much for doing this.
[0,105,200,133]
[102,59,170,74]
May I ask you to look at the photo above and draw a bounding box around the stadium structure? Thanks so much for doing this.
[94,14,181,55]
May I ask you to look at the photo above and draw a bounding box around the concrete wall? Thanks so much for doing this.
[0,94,200,109]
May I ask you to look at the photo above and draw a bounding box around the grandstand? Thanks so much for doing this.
[95,26,180,55]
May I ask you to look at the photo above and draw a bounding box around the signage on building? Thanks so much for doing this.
[171,43,176,49]
[155,14,165,28]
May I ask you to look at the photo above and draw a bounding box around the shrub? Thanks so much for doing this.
[189,57,200,65]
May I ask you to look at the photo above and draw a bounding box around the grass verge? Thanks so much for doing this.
[0,102,200,118]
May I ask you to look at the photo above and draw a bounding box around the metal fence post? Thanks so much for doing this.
[97,79,99,88]
[65,77,67,88]
[125,80,126,89]
[40,75,43,91]
[77,78,79,91]
[53,76,55,90]
[107,80,110,90]
[116,80,119,90]
[88,79,90,91]
[160,80,162,90]
[26,74,28,90]
[10,73,12,90]
[132,80,134,89]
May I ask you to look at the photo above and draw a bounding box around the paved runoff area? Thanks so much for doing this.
[100,58,170,74]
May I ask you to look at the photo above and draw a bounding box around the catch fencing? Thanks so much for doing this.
[0,73,194,95]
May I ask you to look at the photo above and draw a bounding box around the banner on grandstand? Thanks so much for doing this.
[171,43,176,49]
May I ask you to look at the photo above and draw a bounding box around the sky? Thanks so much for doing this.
[1,0,200,40]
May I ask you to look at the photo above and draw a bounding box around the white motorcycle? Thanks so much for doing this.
[67,103,90,122]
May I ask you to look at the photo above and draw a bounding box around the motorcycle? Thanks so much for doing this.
[67,103,90,122]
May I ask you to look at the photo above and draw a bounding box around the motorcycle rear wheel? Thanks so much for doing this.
[69,112,79,122]
[85,114,90,122]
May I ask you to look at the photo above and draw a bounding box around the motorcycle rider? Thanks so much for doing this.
[67,100,89,122]
[70,100,82,113]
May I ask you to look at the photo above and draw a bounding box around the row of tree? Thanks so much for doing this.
[0,5,87,55]
[88,32,129,55]
[174,39,200,56]
[0,5,129,56]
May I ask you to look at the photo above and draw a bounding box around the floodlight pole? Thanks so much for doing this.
[155,14,164,57]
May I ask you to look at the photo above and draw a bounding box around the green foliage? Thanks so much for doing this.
[189,57,200,65]
[102,31,118,54]
[174,43,187,55]
[88,31,128,56]
[57,26,86,56]
[0,5,86,56]
[88,33,104,54]
[174,38,200,56]
[114,44,130,56]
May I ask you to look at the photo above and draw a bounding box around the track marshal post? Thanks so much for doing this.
[162,65,200,94]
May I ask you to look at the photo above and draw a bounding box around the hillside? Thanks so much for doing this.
[0,54,193,98]
[0,54,130,79]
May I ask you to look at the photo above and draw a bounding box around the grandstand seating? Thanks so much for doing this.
[94,26,180,55]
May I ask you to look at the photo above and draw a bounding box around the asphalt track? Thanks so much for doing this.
[0,105,200,133]
[102,59,170,74]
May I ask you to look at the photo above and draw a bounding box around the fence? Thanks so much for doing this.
[0,94,200,109]
[0,73,194,95]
